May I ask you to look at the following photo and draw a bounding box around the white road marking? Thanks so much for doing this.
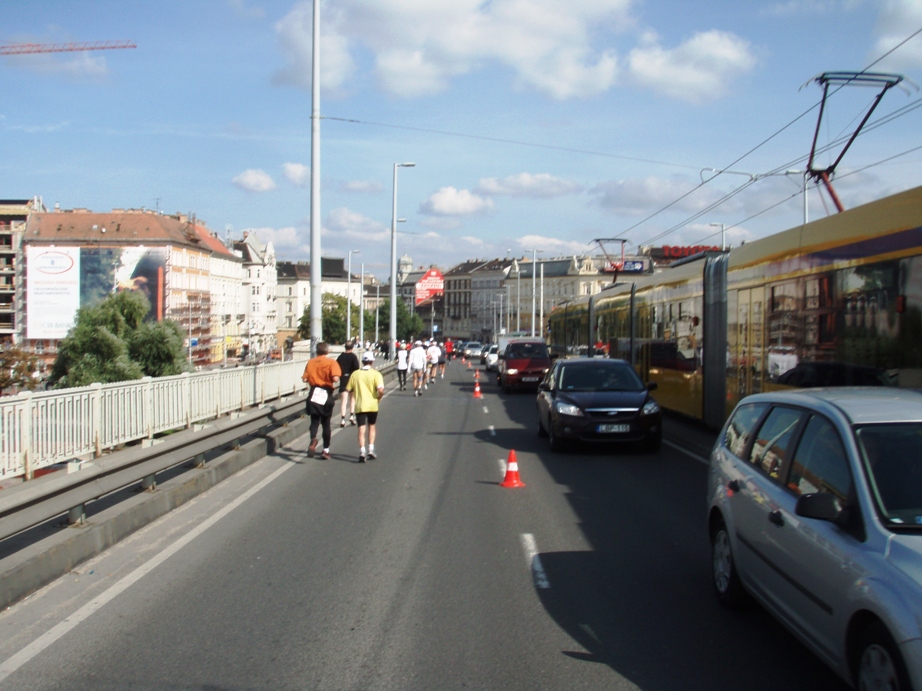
[488,425,496,436]
[497,458,507,476]
[482,406,489,414]
[663,439,709,465]
[520,533,551,590]
[0,462,295,683]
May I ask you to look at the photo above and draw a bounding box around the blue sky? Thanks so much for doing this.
[2,0,922,280]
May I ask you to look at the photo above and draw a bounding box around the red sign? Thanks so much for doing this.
[415,268,444,305]
[662,245,720,259]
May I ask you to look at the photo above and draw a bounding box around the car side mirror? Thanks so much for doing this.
[795,492,842,522]
[550,353,559,360]
[646,382,658,391]
[538,381,550,391]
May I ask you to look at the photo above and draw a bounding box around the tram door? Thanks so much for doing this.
[636,301,652,383]
[735,288,765,403]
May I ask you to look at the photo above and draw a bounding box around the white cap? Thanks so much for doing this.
[415,340,422,346]
[362,351,375,362]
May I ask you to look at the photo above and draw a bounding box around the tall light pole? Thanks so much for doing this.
[539,262,545,340]
[516,260,521,333]
[390,162,415,359]
[528,249,543,336]
[308,0,322,354]
[375,283,380,343]
[709,222,726,251]
[346,249,359,343]
[497,292,504,335]
[359,261,365,352]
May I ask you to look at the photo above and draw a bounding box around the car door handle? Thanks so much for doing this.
[768,510,784,527]
[728,480,741,493]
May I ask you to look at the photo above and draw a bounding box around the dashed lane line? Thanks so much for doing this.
[520,533,551,590]
[662,439,709,465]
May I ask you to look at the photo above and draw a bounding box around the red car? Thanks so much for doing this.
[498,338,553,392]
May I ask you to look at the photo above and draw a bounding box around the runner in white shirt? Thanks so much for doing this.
[426,342,441,385]
[407,340,428,397]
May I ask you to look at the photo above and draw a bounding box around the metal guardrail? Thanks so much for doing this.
[0,392,309,542]
[0,358,310,479]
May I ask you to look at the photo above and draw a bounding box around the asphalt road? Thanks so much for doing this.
[0,362,849,690]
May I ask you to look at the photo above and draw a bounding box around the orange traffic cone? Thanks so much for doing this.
[467,359,473,370]
[474,369,480,381]
[500,449,525,488]
[473,381,483,399]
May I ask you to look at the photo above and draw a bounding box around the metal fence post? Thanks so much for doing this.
[20,391,33,480]
[182,371,191,429]
[257,362,266,406]
[142,376,153,440]
[91,382,103,458]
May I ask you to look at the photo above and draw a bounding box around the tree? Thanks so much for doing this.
[0,346,39,396]
[375,298,425,343]
[297,293,359,345]
[49,290,188,388]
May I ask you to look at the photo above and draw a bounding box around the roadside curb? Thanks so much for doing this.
[0,414,311,611]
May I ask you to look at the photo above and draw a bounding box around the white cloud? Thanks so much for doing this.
[228,0,266,19]
[283,162,309,187]
[516,234,591,255]
[341,179,384,194]
[476,173,583,198]
[274,0,633,99]
[324,207,389,242]
[760,0,862,16]
[589,176,714,215]
[420,187,494,216]
[250,226,300,249]
[461,235,486,248]
[232,169,276,192]
[872,0,922,70]
[627,30,756,102]
[273,3,355,95]
[420,216,463,231]
[6,51,109,80]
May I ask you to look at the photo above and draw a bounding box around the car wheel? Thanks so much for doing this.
[855,622,911,691]
[711,518,748,608]
[548,419,564,452]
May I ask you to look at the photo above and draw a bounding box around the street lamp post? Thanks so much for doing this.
[516,261,521,333]
[528,249,543,336]
[346,249,359,344]
[375,284,380,343]
[359,262,365,353]
[709,223,726,251]
[390,162,415,359]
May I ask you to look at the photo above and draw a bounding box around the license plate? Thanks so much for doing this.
[522,377,540,382]
[597,424,630,433]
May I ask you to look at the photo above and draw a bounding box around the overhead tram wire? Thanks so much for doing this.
[620,23,922,247]
[321,116,703,172]
[687,141,922,248]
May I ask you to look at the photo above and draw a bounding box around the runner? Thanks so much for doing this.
[445,338,454,362]
[426,340,441,385]
[395,342,409,390]
[346,351,385,463]
[301,342,341,460]
[336,341,360,427]
[407,340,428,397]
[437,342,447,379]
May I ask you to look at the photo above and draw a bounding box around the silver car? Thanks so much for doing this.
[708,388,922,690]
[484,344,499,371]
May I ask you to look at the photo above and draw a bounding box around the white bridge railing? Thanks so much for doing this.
[0,358,309,480]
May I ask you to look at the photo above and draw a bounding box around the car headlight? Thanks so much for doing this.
[642,399,660,415]
[556,401,583,417]
[507,368,519,375]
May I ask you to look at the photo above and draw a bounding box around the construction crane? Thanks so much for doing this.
[0,40,136,56]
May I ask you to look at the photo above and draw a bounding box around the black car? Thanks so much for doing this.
[536,358,662,452]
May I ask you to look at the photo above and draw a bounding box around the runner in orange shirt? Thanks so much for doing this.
[302,342,341,459]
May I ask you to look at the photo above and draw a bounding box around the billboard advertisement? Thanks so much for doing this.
[27,246,168,340]
[26,246,81,340]
[415,268,444,305]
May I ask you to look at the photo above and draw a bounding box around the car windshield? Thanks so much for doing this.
[855,423,922,530]
[558,364,645,392]
[506,342,548,359]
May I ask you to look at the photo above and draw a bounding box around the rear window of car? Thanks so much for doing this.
[856,423,922,528]
[506,342,549,359]
[724,403,768,458]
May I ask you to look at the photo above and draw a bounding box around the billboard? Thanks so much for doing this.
[26,246,81,339]
[415,268,444,305]
[27,246,168,340]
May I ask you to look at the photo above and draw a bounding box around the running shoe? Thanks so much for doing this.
[368,449,377,459]
[308,438,318,458]
[321,450,331,460]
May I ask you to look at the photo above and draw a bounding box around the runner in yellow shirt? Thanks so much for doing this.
[346,351,385,463]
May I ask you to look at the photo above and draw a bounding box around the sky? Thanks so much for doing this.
[2,0,922,281]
